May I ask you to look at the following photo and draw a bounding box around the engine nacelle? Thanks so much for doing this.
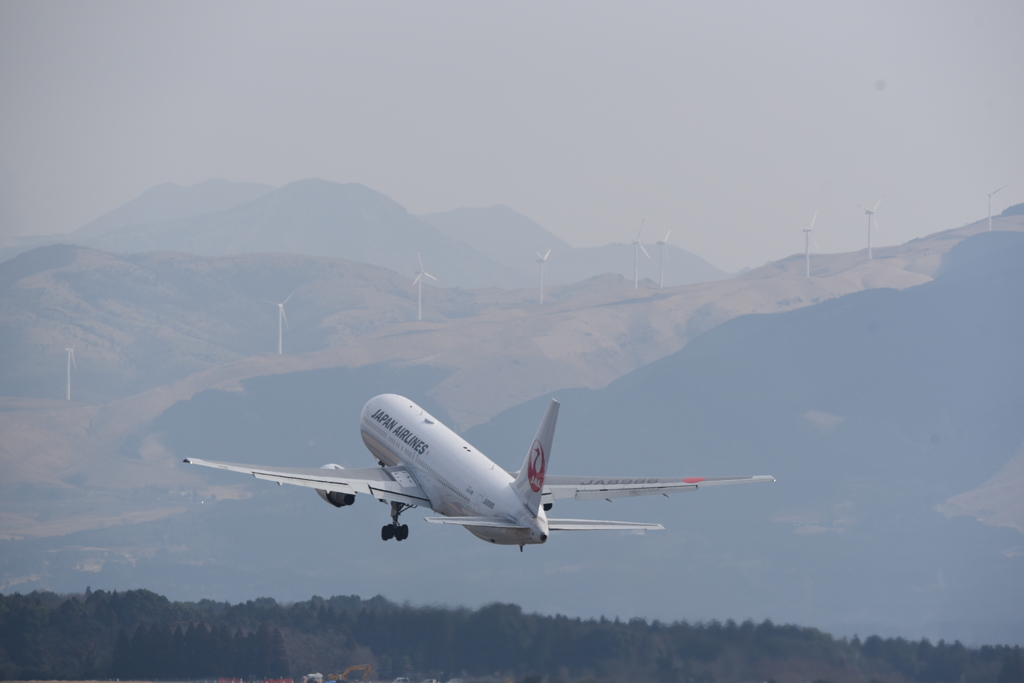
[315,464,355,508]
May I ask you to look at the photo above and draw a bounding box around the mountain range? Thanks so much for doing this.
[1,179,728,288]
[2,229,1021,645]
[1,188,1023,645]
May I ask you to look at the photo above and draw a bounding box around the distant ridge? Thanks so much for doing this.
[1002,201,1024,217]
[73,179,276,238]
[418,205,575,283]
[421,204,730,287]
[9,178,1019,291]
[75,179,732,289]
[84,179,521,289]
[7,179,729,288]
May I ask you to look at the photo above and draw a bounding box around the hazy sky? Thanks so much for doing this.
[1,1,1022,271]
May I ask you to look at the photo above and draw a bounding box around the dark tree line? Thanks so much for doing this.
[1,588,1022,683]
[0,589,287,681]
[109,621,288,680]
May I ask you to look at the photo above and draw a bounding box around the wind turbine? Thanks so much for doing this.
[536,249,551,304]
[857,198,882,260]
[412,252,437,321]
[64,347,76,400]
[800,211,819,278]
[622,220,650,289]
[655,230,672,288]
[263,288,298,354]
[986,184,1009,231]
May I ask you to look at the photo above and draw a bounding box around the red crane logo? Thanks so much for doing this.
[527,440,546,492]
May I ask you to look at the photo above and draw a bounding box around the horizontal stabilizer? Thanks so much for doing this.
[546,518,664,531]
[423,516,528,529]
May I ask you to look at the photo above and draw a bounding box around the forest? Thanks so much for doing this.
[0,589,1022,683]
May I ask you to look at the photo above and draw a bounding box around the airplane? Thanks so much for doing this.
[184,393,774,550]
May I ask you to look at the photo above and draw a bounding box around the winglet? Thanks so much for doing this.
[512,398,559,516]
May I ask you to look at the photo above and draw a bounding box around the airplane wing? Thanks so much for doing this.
[541,474,775,504]
[423,516,663,531]
[182,457,430,506]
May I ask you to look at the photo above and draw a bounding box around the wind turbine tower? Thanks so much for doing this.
[64,347,76,400]
[986,184,1008,231]
[623,220,650,289]
[655,230,671,288]
[264,288,298,354]
[801,211,818,278]
[536,249,551,304]
[858,198,882,259]
[412,252,438,321]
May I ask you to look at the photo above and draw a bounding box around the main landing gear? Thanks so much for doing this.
[381,501,412,542]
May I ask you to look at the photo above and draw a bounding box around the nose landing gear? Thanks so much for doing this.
[381,501,413,542]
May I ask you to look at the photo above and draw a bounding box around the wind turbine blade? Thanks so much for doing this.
[990,184,1009,196]
[412,274,422,287]
[873,215,881,232]
[281,307,289,330]
[424,272,438,281]
[418,251,424,271]
[636,219,645,241]
[872,197,882,212]
[812,232,820,253]
[810,210,818,230]
[663,229,671,244]
[536,251,544,260]
[639,244,651,259]
[71,350,77,371]
[543,248,551,260]
[262,299,278,306]
[282,287,300,305]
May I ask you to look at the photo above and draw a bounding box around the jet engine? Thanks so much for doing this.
[315,464,355,507]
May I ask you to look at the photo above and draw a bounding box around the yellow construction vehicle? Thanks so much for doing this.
[325,665,372,682]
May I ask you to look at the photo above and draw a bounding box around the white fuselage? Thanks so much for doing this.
[359,394,549,545]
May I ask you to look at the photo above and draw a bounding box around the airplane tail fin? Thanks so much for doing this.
[512,398,559,516]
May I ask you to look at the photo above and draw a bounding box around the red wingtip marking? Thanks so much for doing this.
[682,477,705,484]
